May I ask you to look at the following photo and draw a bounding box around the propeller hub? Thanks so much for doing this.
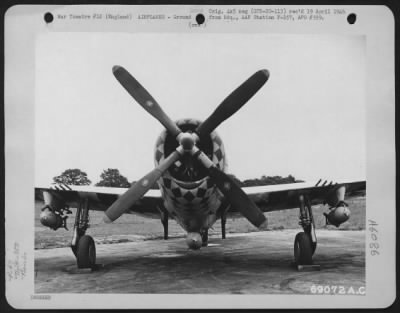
[179,133,195,152]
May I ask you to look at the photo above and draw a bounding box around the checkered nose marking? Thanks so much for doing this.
[161,176,214,206]
[154,119,225,213]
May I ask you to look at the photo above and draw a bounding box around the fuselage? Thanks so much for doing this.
[154,118,226,233]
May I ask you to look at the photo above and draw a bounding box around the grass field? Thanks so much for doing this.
[35,196,365,249]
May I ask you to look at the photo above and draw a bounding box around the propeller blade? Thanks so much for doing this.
[196,69,269,138]
[193,148,267,229]
[103,149,181,223]
[112,65,182,137]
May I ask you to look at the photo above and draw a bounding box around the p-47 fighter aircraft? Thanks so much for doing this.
[36,66,366,269]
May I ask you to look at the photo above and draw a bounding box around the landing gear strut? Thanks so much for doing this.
[221,215,226,239]
[158,205,169,240]
[201,229,208,247]
[218,201,230,239]
[71,198,96,269]
[294,195,317,266]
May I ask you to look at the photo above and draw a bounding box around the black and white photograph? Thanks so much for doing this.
[4,4,395,309]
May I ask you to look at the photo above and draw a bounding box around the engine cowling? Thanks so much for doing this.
[324,202,351,227]
[40,207,66,230]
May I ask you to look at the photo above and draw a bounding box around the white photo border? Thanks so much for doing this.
[4,4,396,309]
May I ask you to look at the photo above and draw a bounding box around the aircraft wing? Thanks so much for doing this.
[36,179,365,217]
[35,184,163,217]
[239,179,366,213]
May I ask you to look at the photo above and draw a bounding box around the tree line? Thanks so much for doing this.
[53,168,303,189]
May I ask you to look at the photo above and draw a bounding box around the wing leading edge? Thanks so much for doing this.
[241,179,365,213]
[35,184,162,216]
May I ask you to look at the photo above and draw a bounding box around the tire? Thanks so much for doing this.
[76,235,96,269]
[294,232,313,265]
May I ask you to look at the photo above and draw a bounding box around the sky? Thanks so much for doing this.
[35,33,365,186]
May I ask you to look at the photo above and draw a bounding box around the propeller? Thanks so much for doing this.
[108,65,269,229]
[112,65,182,138]
[103,148,182,223]
[192,147,267,229]
[195,69,269,139]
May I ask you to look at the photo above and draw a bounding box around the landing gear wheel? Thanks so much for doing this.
[294,232,313,265]
[76,235,96,269]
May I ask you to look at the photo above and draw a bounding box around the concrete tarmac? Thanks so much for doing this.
[35,230,365,294]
